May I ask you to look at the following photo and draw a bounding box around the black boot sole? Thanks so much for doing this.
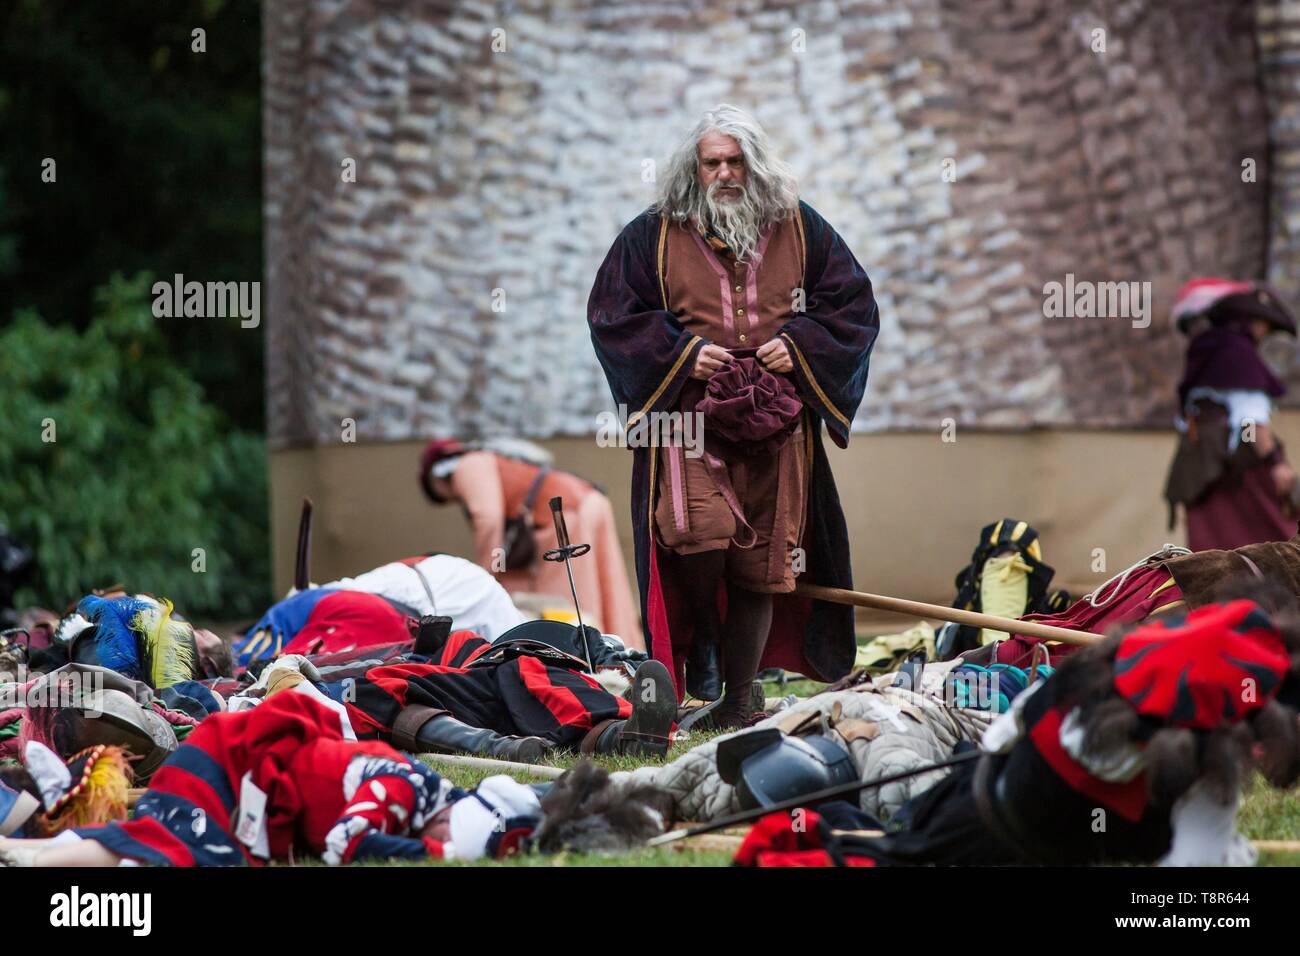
[623,659,677,758]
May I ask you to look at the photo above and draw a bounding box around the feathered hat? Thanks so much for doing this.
[24,740,133,836]
[1171,278,1297,337]
[74,595,197,690]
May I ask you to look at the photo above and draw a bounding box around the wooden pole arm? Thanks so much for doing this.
[793,582,1102,647]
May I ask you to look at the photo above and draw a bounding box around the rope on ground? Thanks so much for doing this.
[1084,544,1190,608]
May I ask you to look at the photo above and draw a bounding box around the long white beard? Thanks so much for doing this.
[704,182,764,263]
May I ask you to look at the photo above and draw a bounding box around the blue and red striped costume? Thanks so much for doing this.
[74,692,458,866]
[325,631,633,749]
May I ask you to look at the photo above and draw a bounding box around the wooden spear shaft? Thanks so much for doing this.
[793,582,1102,646]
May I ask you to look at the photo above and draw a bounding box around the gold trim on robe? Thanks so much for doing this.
[626,334,704,433]
[779,332,851,433]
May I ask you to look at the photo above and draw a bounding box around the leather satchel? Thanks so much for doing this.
[501,465,551,571]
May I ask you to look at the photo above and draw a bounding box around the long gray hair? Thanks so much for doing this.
[654,104,799,262]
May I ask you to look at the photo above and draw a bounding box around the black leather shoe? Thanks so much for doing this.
[685,637,723,701]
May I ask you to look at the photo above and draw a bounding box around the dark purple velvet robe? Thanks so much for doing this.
[1178,322,1286,407]
[587,201,879,691]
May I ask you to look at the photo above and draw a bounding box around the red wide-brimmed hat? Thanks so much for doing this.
[1172,278,1297,336]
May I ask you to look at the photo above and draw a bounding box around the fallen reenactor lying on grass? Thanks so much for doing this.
[624,667,995,824]
[322,630,677,761]
[230,626,677,763]
[232,553,528,670]
[731,594,1300,866]
[12,592,672,770]
[14,591,233,688]
[0,690,672,867]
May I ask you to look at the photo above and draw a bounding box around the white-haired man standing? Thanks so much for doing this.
[587,104,880,727]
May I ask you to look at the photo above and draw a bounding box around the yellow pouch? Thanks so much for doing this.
[978,553,1031,645]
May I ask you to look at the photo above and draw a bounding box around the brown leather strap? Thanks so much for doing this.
[390,705,449,751]
[766,436,795,584]
[1029,643,1050,684]
[703,452,758,549]
[774,708,820,735]
[580,718,619,755]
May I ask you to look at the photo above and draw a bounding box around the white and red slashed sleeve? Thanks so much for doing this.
[322,756,456,865]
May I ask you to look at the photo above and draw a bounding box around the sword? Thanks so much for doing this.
[543,496,594,673]
[646,748,983,847]
[294,497,314,592]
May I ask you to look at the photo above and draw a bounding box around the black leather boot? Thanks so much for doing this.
[698,679,766,731]
[414,714,551,763]
[685,636,723,701]
[580,659,677,758]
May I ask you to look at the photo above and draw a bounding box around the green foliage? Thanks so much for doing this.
[0,272,270,619]
[0,0,263,432]
[0,166,16,281]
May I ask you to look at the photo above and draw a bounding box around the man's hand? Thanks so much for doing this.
[757,337,793,373]
[691,343,734,380]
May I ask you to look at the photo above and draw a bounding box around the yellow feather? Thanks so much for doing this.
[133,598,197,690]
[40,747,132,834]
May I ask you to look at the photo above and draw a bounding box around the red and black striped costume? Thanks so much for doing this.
[73,692,459,866]
[322,630,632,749]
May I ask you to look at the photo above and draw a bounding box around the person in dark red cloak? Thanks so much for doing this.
[587,105,878,727]
[1165,278,1300,552]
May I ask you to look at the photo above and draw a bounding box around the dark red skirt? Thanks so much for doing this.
[1186,462,1298,553]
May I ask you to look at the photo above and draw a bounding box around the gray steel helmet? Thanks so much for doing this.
[716,727,858,811]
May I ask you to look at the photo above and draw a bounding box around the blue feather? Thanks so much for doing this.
[75,595,150,678]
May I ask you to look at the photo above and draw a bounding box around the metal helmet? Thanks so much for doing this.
[716,727,858,811]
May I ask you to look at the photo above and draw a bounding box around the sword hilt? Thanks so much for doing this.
[544,496,590,561]
[544,496,594,672]
[550,496,568,547]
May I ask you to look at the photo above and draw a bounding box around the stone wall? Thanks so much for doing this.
[1262,1,1300,311]
[265,0,1296,448]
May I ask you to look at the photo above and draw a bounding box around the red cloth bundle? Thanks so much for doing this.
[696,356,803,457]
